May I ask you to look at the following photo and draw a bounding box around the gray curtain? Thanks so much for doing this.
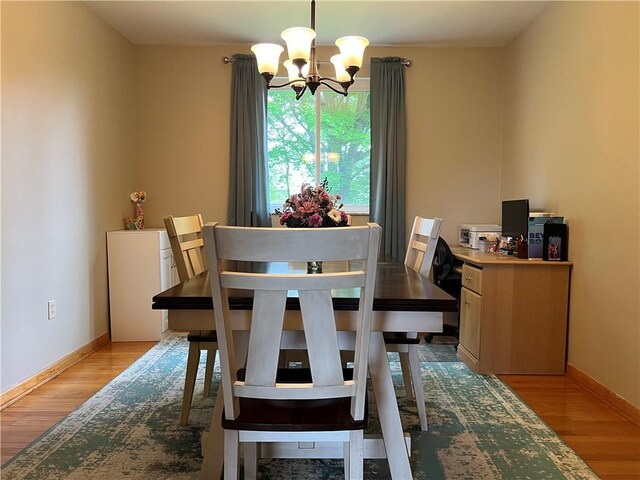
[370,57,407,259]
[228,54,271,227]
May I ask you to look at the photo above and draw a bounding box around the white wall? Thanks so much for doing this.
[502,1,639,406]
[1,2,137,392]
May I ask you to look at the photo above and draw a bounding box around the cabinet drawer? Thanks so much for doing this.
[462,264,483,294]
[459,287,481,359]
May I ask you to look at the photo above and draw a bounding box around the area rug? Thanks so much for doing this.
[2,334,597,480]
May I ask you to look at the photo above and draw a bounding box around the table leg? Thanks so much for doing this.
[368,332,412,479]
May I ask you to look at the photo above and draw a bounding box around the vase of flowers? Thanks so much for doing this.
[276,178,349,273]
[276,178,349,228]
[124,191,147,230]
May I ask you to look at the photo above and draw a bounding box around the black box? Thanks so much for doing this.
[543,223,568,261]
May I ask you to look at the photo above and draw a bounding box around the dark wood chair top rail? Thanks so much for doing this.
[153,258,458,313]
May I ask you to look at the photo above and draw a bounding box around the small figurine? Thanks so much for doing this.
[124,191,146,230]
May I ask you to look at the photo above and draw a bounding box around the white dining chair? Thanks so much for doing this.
[385,216,443,432]
[202,223,381,480]
[164,214,217,426]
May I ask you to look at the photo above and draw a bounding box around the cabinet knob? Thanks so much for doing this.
[465,276,471,282]
[464,300,470,306]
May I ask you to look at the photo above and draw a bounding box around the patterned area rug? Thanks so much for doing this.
[2,334,597,479]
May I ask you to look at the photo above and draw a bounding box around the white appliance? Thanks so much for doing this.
[458,224,502,249]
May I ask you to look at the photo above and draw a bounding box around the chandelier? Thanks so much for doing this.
[251,0,369,100]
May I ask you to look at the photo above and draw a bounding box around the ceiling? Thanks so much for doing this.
[85,1,549,48]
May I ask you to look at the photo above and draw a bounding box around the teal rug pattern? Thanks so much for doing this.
[2,334,598,479]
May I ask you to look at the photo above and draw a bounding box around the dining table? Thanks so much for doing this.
[152,257,457,479]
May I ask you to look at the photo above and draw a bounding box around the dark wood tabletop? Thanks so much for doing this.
[153,258,457,313]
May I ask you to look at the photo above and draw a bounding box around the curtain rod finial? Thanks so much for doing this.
[223,56,235,64]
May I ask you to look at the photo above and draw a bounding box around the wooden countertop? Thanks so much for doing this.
[451,246,572,266]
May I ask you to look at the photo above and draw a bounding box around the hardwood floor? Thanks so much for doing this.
[0,341,155,465]
[2,343,639,479]
[500,374,640,480]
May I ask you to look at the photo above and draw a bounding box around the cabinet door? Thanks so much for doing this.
[160,248,175,291]
[459,287,481,359]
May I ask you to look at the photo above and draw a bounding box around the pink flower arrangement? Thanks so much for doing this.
[277,178,349,228]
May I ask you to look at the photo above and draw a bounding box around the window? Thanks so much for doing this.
[267,80,371,213]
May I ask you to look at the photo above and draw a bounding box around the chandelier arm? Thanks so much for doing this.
[295,85,308,101]
[319,81,349,97]
[318,76,354,87]
[267,79,308,90]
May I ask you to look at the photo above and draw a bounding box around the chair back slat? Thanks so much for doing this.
[299,290,344,387]
[170,215,203,236]
[214,227,372,262]
[181,238,204,252]
[164,214,207,282]
[186,247,204,278]
[244,290,287,387]
[203,223,381,421]
[404,216,443,278]
[236,382,355,400]
[221,271,365,291]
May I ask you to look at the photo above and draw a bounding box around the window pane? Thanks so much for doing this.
[319,91,370,208]
[267,86,370,212]
[267,90,316,207]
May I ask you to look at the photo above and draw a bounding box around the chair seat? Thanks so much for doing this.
[187,330,217,342]
[383,332,421,345]
[222,368,367,432]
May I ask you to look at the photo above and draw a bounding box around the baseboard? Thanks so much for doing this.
[0,333,111,410]
[566,363,640,427]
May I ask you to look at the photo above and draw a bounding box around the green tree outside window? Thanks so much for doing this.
[267,86,371,211]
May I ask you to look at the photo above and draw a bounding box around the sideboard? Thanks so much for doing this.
[451,246,572,374]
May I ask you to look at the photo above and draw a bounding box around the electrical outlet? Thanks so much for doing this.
[47,300,56,320]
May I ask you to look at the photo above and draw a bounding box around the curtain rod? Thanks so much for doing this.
[222,56,411,67]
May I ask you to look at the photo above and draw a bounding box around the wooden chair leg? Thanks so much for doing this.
[399,351,414,401]
[203,348,216,397]
[345,430,363,480]
[408,344,428,431]
[344,439,350,479]
[243,442,258,480]
[224,430,240,480]
[200,383,224,480]
[180,342,201,426]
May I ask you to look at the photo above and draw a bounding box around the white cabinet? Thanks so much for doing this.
[107,229,178,341]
